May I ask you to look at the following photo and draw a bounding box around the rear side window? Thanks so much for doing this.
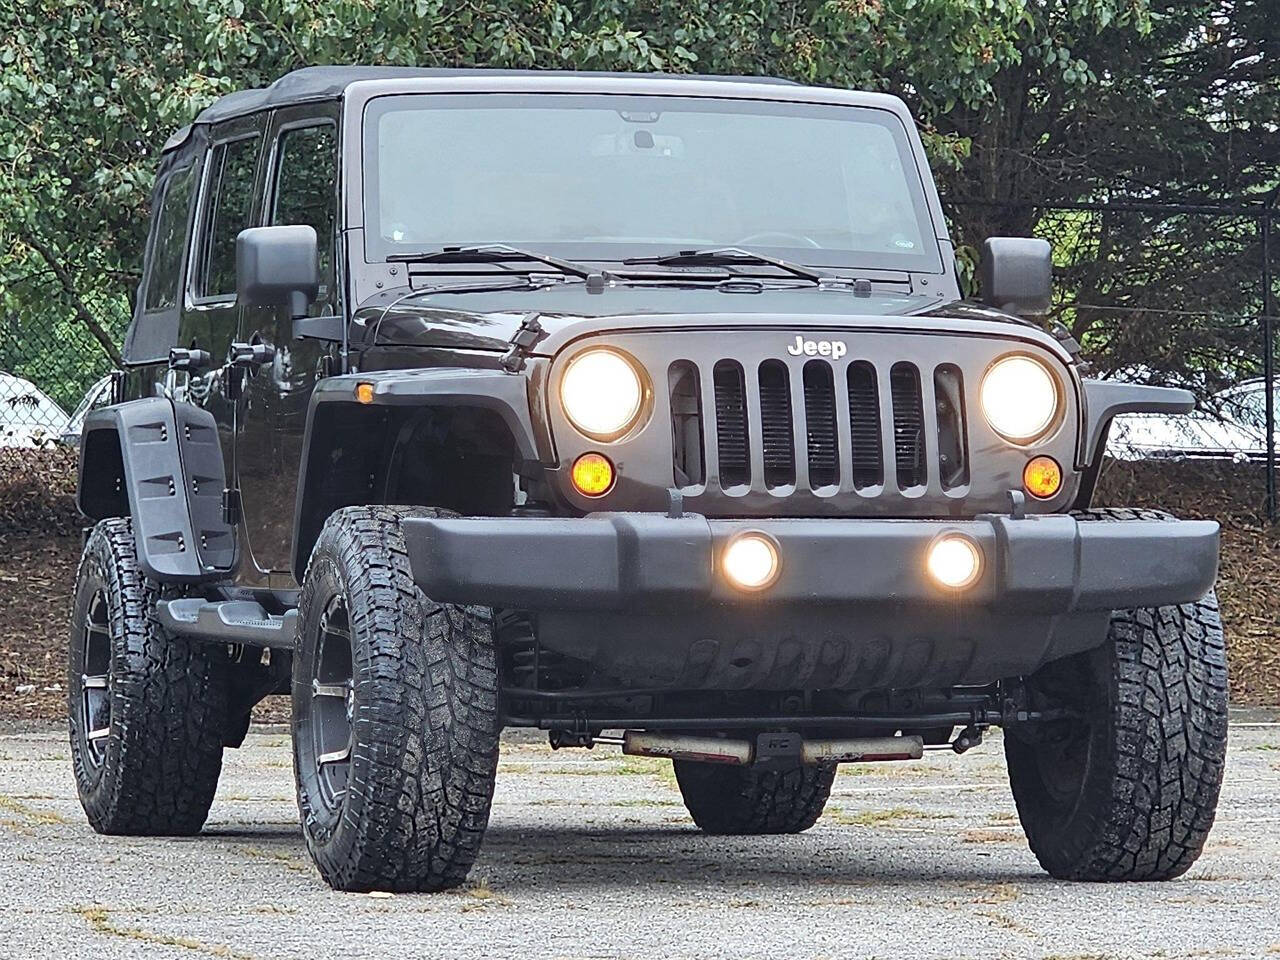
[142,164,196,312]
[197,136,259,299]
[271,124,338,299]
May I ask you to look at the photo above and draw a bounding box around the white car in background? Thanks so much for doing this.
[1108,377,1276,461]
[0,372,70,448]
[59,374,114,447]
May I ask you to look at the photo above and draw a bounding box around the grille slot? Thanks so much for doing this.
[847,361,883,489]
[933,364,969,489]
[668,361,704,487]
[712,361,750,487]
[758,361,795,488]
[802,361,839,488]
[890,362,926,489]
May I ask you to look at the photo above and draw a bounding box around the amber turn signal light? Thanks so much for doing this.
[355,382,375,404]
[1023,455,1062,499]
[571,452,615,497]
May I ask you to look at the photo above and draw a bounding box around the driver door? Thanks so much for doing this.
[235,105,342,585]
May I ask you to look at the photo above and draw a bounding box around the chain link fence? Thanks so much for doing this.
[0,278,121,535]
[948,196,1280,521]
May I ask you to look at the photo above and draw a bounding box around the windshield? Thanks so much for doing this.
[362,94,941,273]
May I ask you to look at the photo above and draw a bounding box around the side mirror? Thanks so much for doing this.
[236,225,319,321]
[979,237,1052,316]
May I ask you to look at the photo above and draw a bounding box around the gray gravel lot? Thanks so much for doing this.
[0,719,1276,960]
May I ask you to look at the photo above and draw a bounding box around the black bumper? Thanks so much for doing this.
[402,513,1218,614]
[401,512,1218,689]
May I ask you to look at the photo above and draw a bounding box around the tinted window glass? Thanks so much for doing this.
[198,137,258,298]
[272,125,337,298]
[143,165,196,312]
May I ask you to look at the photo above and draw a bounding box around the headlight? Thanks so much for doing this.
[560,349,646,440]
[980,355,1059,443]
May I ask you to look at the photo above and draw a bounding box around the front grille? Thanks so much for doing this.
[672,354,969,497]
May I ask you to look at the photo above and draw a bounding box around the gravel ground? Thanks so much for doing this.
[0,718,1276,960]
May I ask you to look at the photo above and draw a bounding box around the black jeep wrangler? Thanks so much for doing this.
[71,67,1227,891]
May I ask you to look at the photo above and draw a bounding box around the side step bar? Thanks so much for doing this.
[156,599,298,650]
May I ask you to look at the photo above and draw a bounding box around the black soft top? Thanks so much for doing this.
[182,65,798,131]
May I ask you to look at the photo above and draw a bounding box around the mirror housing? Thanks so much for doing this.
[979,237,1052,316]
[236,225,319,322]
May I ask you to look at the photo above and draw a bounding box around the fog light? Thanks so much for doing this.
[722,533,780,591]
[570,452,615,497]
[1023,455,1063,499]
[927,535,982,589]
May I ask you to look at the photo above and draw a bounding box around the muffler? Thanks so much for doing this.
[622,731,924,766]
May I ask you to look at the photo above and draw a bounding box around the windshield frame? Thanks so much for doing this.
[355,88,947,277]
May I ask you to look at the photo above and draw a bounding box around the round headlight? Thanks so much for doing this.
[980,355,1059,443]
[560,349,646,440]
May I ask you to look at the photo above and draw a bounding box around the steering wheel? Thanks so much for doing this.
[736,231,822,249]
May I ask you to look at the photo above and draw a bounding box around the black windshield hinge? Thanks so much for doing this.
[501,312,548,374]
[1048,320,1091,374]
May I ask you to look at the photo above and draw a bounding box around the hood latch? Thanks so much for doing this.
[501,312,547,373]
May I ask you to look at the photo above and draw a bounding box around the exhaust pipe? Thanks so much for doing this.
[623,731,753,765]
[621,731,924,766]
[802,736,923,764]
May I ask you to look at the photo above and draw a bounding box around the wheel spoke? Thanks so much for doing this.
[86,727,110,741]
[84,618,110,637]
[317,743,351,766]
[312,680,348,699]
[82,674,108,690]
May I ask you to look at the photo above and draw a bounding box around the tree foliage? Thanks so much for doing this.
[0,0,1274,405]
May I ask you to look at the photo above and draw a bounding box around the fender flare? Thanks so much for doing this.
[290,369,540,578]
[1080,380,1196,464]
[78,397,235,582]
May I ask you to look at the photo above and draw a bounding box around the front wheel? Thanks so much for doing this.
[293,506,500,892]
[1005,590,1228,881]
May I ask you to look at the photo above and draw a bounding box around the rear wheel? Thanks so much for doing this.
[293,506,500,892]
[68,518,227,835]
[674,760,836,835]
[1005,508,1228,881]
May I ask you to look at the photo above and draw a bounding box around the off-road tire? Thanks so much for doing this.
[68,518,227,835]
[1004,506,1228,881]
[673,761,837,834]
[293,506,500,892]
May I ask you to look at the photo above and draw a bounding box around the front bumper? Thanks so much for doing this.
[401,512,1218,689]
[402,512,1218,615]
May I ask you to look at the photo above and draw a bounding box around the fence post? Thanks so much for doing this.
[1264,209,1276,523]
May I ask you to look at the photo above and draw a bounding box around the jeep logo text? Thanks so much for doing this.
[787,335,847,360]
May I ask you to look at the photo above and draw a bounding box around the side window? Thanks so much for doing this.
[142,164,196,312]
[196,136,259,299]
[271,124,338,301]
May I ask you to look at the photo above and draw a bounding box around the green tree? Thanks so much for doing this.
[0,0,1273,401]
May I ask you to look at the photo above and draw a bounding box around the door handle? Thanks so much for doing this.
[227,341,276,369]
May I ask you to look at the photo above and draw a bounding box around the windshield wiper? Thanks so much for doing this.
[388,243,614,287]
[621,246,835,284]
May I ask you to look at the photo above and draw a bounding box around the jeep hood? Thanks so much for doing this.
[350,283,1055,358]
